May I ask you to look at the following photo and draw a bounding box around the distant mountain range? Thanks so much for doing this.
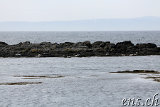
[0,16,160,31]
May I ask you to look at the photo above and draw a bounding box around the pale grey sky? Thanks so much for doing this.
[0,0,160,22]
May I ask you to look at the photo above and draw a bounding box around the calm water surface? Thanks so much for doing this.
[0,31,160,46]
[0,56,160,107]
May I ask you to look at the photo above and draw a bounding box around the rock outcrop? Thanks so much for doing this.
[0,41,160,57]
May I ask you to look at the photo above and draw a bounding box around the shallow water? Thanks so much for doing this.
[0,56,160,107]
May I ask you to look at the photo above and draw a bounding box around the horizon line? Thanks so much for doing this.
[0,16,159,23]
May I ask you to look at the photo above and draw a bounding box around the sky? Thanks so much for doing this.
[0,0,160,22]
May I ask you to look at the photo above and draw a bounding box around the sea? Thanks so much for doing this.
[0,31,160,107]
[0,31,160,46]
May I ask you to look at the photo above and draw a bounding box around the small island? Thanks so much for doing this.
[0,41,160,57]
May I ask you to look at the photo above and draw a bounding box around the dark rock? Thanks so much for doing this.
[92,41,104,48]
[115,41,134,48]
[73,42,87,48]
[114,41,134,54]
[99,42,106,48]
[104,43,115,51]
[82,41,92,48]
[0,41,8,46]
[0,41,159,57]
[58,42,74,48]
[136,43,157,49]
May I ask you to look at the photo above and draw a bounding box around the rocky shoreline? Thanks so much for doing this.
[0,41,160,57]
